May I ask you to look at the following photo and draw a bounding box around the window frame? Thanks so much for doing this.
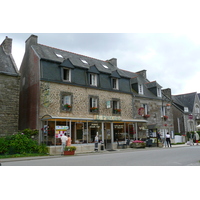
[112,99,121,114]
[60,92,73,112]
[112,78,119,90]
[89,73,97,86]
[62,68,71,82]
[138,84,144,94]
[89,96,99,113]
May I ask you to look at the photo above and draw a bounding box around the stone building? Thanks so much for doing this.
[19,34,174,153]
[131,70,174,140]
[172,92,200,134]
[0,36,20,137]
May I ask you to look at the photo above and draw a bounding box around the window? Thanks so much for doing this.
[113,99,121,114]
[80,59,88,64]
[61,94,72,111]
[56,53,63,58]
[157,88,162,97]
[112,78,119,90]
[138,84,144,94]
[63,68,71,82]
[161,106,166,116]
[90,73,97,86]
[102,64,108,69]
[89,97,98,112]
[142,104,148,115]
[184,107,189,113]
[195,105,200,113]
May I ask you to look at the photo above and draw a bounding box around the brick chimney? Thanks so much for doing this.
[1,36,12,54]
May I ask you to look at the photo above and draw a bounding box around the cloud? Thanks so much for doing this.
[1,33,200,95]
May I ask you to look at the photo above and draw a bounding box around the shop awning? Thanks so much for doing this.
[41,115,147,123]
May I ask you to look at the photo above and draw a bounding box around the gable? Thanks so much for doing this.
[59,59,74,69]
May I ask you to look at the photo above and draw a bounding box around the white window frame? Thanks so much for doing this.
[63,95,71,105]
[142,104,148,115]
[90,97,98,108]
[138,84,144,94]
[161,106,166,117]
[63,68,71,82]
[157,88,162,97]
[195,104,200,113]
[90,73,97,86]
[112,78,119,90]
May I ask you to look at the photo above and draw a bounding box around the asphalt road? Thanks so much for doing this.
[1,145,200,166]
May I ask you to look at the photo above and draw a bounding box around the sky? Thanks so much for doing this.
[1,33,200,95]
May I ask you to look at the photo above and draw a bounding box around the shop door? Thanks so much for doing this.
[104,123,112,150]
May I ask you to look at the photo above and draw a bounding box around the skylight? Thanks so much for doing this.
[102,64,108,69]
[80,59,88,64]
[56,53,63,58]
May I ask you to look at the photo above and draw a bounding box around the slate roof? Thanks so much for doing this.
[31,40,163,99]
[172,92,196,113]
[0,45,19,76]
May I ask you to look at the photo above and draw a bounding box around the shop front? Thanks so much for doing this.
[40,115,147,154]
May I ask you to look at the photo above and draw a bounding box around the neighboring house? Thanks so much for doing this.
[172,92,200,134]
[19,34,174,153]
[130,70,174,139]
[0,36,20,137]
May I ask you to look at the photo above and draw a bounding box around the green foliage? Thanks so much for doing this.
[0,130,48,155]
[18,128,38,138]
[37,143,49,154]
[64,146,76,151]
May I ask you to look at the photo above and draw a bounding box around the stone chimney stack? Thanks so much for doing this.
[25,34,38,49]
[137,70,147,79]
[106,58,117,67]
[1,36,12,54]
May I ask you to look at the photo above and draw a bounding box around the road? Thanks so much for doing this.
[1,146,200,166]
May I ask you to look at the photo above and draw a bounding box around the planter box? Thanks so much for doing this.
[130,143,145,148]
[64,151,75,155]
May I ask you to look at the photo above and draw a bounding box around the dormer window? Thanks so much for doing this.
[138,84,144,94]
[90,73,97,86]
[112,78,119,90]
[157,88,162,97]
[63,68,71,82]
[184,107,189,113]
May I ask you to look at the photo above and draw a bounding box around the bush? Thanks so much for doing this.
[18,128,39,138]
[0,132,45,155]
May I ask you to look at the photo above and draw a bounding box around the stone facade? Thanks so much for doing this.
[39,81,133,119]
[0,74,20,136]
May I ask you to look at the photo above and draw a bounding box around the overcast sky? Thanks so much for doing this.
[1,33,200,95]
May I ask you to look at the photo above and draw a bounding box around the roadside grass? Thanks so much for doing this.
[0,153,50,159]
[171,142,185,145]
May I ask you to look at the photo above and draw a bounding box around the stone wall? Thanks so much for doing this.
[0,74,20,137]
[39,81,133,119]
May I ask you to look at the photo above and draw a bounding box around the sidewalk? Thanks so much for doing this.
[0,143,190,164]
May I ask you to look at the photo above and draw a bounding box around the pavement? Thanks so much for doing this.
[0,143,192,164]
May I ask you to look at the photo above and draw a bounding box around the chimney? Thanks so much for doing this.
[137,70,147,79]
[25,34,38,49]
[1,36,12,54]
[107,58,117,67]
[162,88,172,98]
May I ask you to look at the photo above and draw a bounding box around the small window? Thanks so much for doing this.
[102,64,108,69]
[90,73,97,86]
[184,107,189,113]
[113,100,121,114]
[142,104,148,115]
[138,84,144,94]
[63,68,71,82]
[157,88,162,97]
[56,53,63,58]
[80,59,88,64]
[112,78,119,90]
[61,94,72,111]
[89,97,98,113]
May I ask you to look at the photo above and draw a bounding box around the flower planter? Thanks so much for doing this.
[130,142,145,148]
[64,150,75,155]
